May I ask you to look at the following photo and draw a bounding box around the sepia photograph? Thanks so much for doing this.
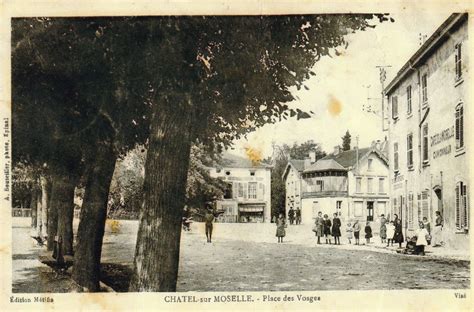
[1,1,472,311]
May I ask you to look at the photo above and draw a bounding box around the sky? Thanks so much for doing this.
[229,11,451,159]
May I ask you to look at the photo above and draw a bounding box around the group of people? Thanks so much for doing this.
[287,207,302,225]
[313,212,342,245]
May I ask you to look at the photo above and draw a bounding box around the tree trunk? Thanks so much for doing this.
[72,140,117,292]
[47,173,76,254]
[30,186,38,229]
[129,99,194,292]
[41,176,51,239]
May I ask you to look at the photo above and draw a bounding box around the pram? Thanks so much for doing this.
[182,217,193,231]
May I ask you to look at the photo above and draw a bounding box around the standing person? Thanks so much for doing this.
[432,211,443,247]
[346,222,353,244]
[314,211,324,244]
[393,219,404,248]
[204,205,216,243]
[288,207,295,225]
[332,213,342,245]
[323,214,332,244]
[422,217,431,245]
[353,220,361,245]
[295,208,302,225]
[365,222,373,244]
[275,213,286,243]
[393,214,399,225]
[380,219,387,244]
[386,221,395,247]
[415,221,429,256]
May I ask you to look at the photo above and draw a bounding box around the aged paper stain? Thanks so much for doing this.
[244,144,262,166]
[328,94,342,117]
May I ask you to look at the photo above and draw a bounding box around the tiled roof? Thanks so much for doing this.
[304,159,346,172]
[321,147,371,169]
[218,152,272,169]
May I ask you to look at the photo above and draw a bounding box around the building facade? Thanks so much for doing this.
[285,145,390,227]
[208,153,272,223]
[282,159,305,219]
[385,13,469,249]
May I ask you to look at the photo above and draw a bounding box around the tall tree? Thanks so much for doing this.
[125,15,391,291]
[341,130,351,151]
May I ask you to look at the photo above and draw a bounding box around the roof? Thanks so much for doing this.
[288,159,305,172]
[385,13,467,95]
[320,148,371,169]
[217,152,272,169]
[304,159,346,173]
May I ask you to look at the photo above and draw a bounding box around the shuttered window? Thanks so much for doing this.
[455,182,469,230]
[407,85,412,114]
[422,73,428,104]
[422,124,429,163]
[392,95,398,119]
[394,143,399,172]
[422,191,429,220]
[407,133,413,168]
[456,104,464,149]
[455,43,462,80]
[408,193,414,230]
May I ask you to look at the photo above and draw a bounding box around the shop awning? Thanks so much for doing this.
[239,206,264,212]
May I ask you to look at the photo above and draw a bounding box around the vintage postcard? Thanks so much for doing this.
[0,0,473,311]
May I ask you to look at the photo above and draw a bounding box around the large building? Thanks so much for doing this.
[384,13,469,249]
[284,143,390,229]
[208,153,272,223]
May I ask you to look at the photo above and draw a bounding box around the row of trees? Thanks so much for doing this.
[12,15,391,291]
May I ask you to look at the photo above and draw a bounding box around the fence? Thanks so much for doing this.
[12,208,32,217]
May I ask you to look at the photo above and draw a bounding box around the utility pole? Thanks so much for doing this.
[376,65,392,132]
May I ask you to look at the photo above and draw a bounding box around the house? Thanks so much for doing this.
[384,13,469,250]
[282,159,306,220]
[208,153,272,223]
[284,143,390,226]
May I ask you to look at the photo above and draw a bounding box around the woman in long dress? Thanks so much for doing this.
[275,213,286,243]
[393,219,404,248]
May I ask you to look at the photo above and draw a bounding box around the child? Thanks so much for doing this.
[353,220,361,245]
[415,221,429,256]
[323,214,332,244]
[380,221,387,244]
[346,222,353,244]
[365,222,372,244]
[386,221,395,247]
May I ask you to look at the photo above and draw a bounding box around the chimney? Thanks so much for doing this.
[333,146,341,155]
[309,151,316,163]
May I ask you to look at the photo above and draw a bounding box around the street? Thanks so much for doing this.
[12,218,470,292]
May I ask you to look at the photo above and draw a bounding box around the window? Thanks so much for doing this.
[367,202,374,221]
[368,159,373,171]
[422,73,428,104]
[225,171,231,176]
[407,133,413,168]
[238,183,247,199]
[378,202,387,216]
[393,143,399,172]
[354,202,363,217]
[378,178,385,193]
[367,178,373,193]
[316,180,324,192]
[455,43,462,80]
[421,191,429,220]
[392,95,398,119]
[407,85,412,115]
[224,183,233,199]
[455,182,469,230]
[336,201,342,216]
[248,182,257,199]
[250,171,255,176]
[456,104,464,150]
[408,193,414,230]
[356,177,362,193]
[422,124,429,163]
